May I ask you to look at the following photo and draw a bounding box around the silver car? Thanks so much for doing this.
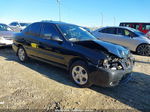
[0,23,14,47]
[9,22,30,32]
[92,26,150,56]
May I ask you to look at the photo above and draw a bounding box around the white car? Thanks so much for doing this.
[9,22,30,32]
[0,23,14,46]
[92,26,150,56]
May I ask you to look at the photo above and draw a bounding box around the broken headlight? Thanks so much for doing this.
[98,56,123,70]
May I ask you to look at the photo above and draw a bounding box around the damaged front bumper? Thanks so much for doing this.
[89,57,134,87]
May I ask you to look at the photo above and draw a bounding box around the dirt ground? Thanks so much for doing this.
[0,47,150,111]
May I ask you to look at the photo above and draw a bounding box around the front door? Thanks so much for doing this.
[36,23,66,65]
[115,28,137,50]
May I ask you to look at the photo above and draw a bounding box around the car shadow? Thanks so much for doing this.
[90,72,150,110]
[0,46,77,88]
[135,60,150,64]
[0,47,150,111]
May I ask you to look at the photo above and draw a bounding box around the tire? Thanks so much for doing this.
[69,61,92,88]
[136,44,150,56]
[17,46,28,62]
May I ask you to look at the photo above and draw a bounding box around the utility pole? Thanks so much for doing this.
[114,17,116,26]
[101,13,103,27]
[57,0,61,21]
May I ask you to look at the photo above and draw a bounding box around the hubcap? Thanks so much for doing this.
[137,45,150,56]
[72,66,88,85]
[18,48,25,61]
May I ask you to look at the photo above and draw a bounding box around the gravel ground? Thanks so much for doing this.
[0,47,150,111]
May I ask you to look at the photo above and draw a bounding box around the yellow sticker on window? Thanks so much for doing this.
[31,43,38,48]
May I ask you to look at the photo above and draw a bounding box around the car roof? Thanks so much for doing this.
[120,22,150,24]
[96,26,135,31]
[37,20,77,26]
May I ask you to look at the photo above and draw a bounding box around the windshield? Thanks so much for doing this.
[57,24,96,42]
[0,24,12,31]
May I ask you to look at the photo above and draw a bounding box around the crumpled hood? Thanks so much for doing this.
[92,40,130,58]
[0,31,15,38]
[75,39,130,58]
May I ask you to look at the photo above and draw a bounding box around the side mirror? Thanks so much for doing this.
[51,36,63,42]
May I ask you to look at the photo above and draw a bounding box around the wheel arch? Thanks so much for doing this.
[67,57,89,71]
[16,44,25,56]
[136,43,150,52]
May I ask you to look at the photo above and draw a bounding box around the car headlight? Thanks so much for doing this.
[98,58,110,68]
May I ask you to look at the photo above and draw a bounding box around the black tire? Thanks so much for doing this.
[69,61,92,88]
[136,44,150,56]
[17,46,28,62]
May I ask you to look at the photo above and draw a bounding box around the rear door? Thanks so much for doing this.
[98,27,118,44]
[21,22,42,57]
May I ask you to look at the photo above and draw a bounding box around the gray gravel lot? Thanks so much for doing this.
[0,47,150,111]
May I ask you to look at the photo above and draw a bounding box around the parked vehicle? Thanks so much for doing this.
[146,31,150,38]
[92,26,150,56]
[82,27,92,33]
[120,22,150,34]
[12,21,134,87]
[0,23,14,46]
[9,22,30,32]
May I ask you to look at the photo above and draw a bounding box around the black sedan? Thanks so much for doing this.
[12,21,134,87]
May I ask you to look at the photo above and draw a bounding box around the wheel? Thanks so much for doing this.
[69,61,92,88]
[136,44,150,56]
[17,46,28,62]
